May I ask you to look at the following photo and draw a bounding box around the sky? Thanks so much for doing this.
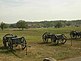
[0,0,81,23]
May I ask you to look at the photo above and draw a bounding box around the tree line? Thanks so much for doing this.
[0,20,81,30]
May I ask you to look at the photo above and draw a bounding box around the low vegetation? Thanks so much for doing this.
[0,27,81,61]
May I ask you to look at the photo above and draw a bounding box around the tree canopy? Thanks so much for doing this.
[0,22,6,30]
[16,20,27,30]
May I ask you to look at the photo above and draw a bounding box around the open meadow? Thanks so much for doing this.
[0,27,81,61]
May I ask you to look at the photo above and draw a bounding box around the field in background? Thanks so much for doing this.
[0,27,81,61]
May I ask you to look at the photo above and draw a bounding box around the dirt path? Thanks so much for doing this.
[61,56,81,61]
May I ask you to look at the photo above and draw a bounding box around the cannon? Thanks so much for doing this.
[42,32,67,45]
[3,34,27,50]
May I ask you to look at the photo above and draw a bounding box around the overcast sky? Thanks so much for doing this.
[0,0,81,23]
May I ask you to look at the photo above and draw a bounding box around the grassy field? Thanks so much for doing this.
[0,26,81,61]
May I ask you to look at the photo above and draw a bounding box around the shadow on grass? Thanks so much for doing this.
[11,50,21,58]
[48,43,65,46]
[38,42,65,46]
[0,46,21,58]
[38,42,52,44]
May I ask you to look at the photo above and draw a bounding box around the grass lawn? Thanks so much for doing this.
[0,26,81,61]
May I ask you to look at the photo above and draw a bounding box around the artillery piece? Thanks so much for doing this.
[42,32,67,45]
[3,34,27,50]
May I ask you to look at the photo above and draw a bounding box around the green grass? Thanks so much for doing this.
[0,26,81,61]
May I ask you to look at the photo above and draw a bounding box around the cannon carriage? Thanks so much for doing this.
[70,31,81,39]
[3,34,27,50]
[42,32,67,45]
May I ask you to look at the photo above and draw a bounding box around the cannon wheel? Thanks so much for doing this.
[57,34,67,44]
[21,37,27,50]
[61,34,67,44]
[42,32,50,43]
[3,34,14,47]
[8,38,13,49]
[42,32,47,43]
[20,37,27,55]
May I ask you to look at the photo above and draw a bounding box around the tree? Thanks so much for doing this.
[16,20,27,30]
[66,22,71,26]
[55,22,63,28]
[0,22,6,30]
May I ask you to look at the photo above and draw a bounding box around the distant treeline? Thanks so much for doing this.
[0,20,81,30]
[27,20,81,28]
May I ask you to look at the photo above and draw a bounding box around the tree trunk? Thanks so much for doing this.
[22,28,24,30]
